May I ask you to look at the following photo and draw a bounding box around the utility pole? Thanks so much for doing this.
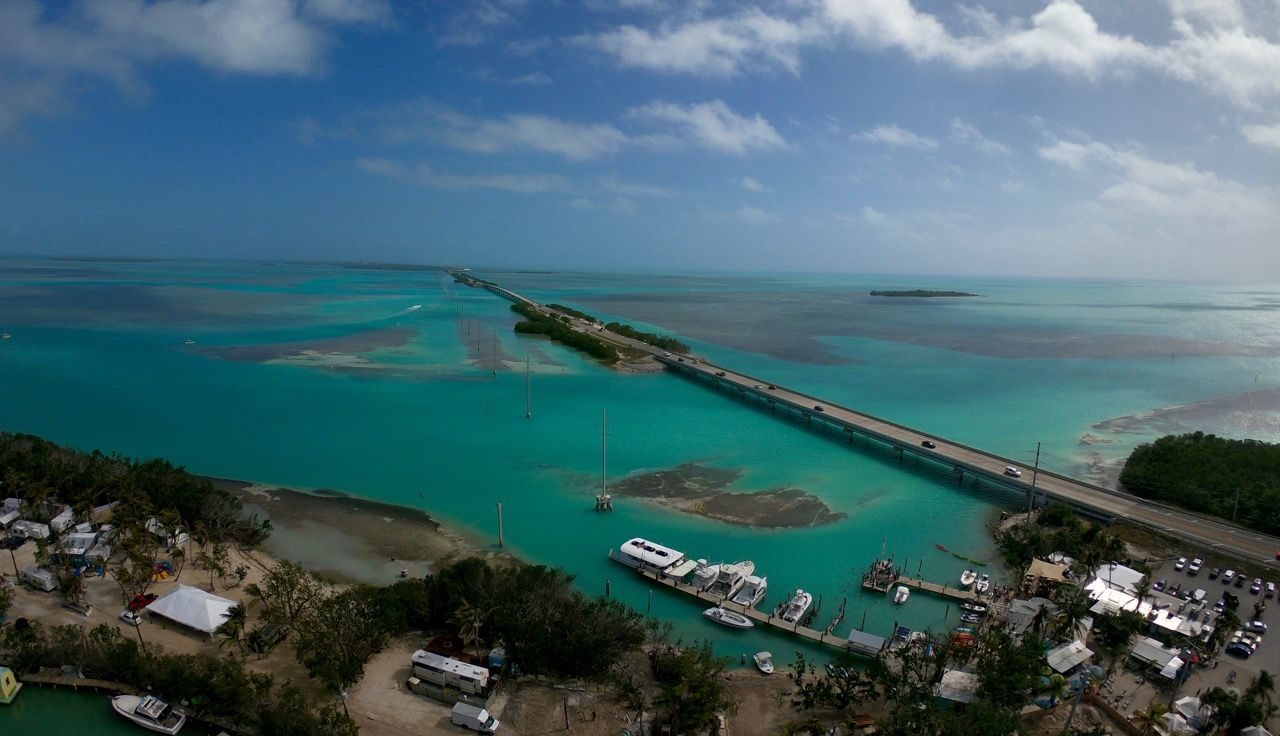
[525,355,532,419]
[1233,487,1242,523]
[1027,441,1042,519]
[492,333,497,377]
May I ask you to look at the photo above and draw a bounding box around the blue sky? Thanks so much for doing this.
[1,0,1279,279]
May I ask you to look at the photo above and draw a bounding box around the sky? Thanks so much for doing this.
[1,0,1279,279]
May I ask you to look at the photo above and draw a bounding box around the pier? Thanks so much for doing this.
[861,559,983,603]
[629,567,860,654]
[455,270,1280,567]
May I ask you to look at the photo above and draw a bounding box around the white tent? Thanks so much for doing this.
[1174,695,1214,729]
[147,585,237,634]
[1155,712,1196,736]
[1242,727,1274,736]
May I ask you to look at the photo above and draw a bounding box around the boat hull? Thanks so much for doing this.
[703,607,754,629]
[111,696,186,735]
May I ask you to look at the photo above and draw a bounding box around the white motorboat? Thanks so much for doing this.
[893,585,910,605]
[1,333,10,340]
[730,575,768,608]
[707,561,756,599]
[111,694,186,734]
[975,573,991,595]
[609,538,699,578]
[753,651,775,674]
[703,606,754,629]
[691,561,720,591]
[960,569,977,588]
[960,602,988,613]
[778,589,813,623]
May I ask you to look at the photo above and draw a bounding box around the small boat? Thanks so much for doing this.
[960,612,983,624]
[960,602,988,613]
[182,339,195,345]
[703,606,754,629]
[778,589,813,623]
[730,575,768,608]
[960,569,977,588]
[753,651,774,674]
[1,333,10,340]
[975,573,991,595]
[111,694,186,734]
[890,625,914,650]
[935,543,949,552]
[893,585,910,605]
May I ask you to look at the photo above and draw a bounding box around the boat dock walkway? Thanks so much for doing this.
[631,567,853,653]
[861,559,984,603]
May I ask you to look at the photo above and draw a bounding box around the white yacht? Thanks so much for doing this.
[111,695,186,734]
[707,561,755,599]
[778,589,813,624]
[703,606,754,629]
[960,569,977,588]
[609,538,699,578]
[893,585,910,605]
[975,573,991,595]
[691,561,719,591]
[730,575,768,608]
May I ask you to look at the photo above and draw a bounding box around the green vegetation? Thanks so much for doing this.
[605,322,690,352]
[996,502,1126,575]
[510,303,618,364]
[546,303,597,322]
[0,432,271,547]
[869,290,978,297]
[0,622,357,735]
[1121,431,1280,535]
[648,640,738,734]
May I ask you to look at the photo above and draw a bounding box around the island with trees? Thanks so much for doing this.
[1120,431,1280,535]
[510,303,619,363]
[869,290,979,297]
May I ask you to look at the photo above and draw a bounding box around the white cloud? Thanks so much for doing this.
[628,99,786,154]
[570,196,638,214]
[578,1,1280,109]
[949,119,1012,155]
[851,124,938,150]
[736,206,781,224]
[739,175,768,192]
[355,157,570,193]
[0,0,389,140]
[574,9,819,76]
[1242,122,1280,150]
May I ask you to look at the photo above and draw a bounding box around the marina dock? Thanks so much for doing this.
[861,558,983,603]
[629,566,855,653]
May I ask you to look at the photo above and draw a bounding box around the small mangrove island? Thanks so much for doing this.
[869,289,979,297]
[1120,431,1280,535]
[611,463,846,527]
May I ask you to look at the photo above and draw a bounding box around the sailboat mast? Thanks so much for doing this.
[525,355,532,419]
[602,409,608,495]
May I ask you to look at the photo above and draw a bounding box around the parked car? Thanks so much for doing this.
[1209,567,1220,580]
[1236,574,1246,588]
[1004,467,1023,478]
[1214,599,1227,614]
[1175,557,1188,571]
[119,610,143,627]
[1189,557,1203,575]
[128,593,158,611]
[1226,642,1253,659]
[1225,592,1241,609]
[1247,620,1268,634]
[1223,569,1237,584]
[1153,579,1166,592]
[1252,578,1264,594]
[1267,581,1276,598]
[1168,582,1182,596]
[921,440,937,449]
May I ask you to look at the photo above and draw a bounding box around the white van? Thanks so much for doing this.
[451,702,499,733]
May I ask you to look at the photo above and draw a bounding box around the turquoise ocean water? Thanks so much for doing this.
[2,259,1279,676]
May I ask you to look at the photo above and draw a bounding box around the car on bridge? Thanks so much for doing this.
[921,440,936,449]
[813,405,824,412]
[1003,467,1022,478]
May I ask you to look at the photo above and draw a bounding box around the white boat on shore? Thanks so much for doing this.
[975,573,991,595]
[960,569,977,588]
[893,585,910,605]
[730,575,768,608]
[111,694,186,734]
[707,561,755,599]
[753,651,775,674]
[778,589,813,623]
[703,606,754,629]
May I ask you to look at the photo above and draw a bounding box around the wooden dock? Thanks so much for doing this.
[893,575,982,602]
[632,568,854,653]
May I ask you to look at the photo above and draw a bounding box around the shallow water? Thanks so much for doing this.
[2,259,1278,664]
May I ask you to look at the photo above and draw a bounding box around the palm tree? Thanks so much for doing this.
[1133,576,1151,611]
[1053,586,1091,641]
[1133,701,1168,736]
[450,600,493,659]
[1248,670,1277,713]
[215,603,247,652]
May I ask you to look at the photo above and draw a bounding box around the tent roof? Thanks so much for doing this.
[1026,559,1070,583]
[147,585,237,634]
[934,670,980,704]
